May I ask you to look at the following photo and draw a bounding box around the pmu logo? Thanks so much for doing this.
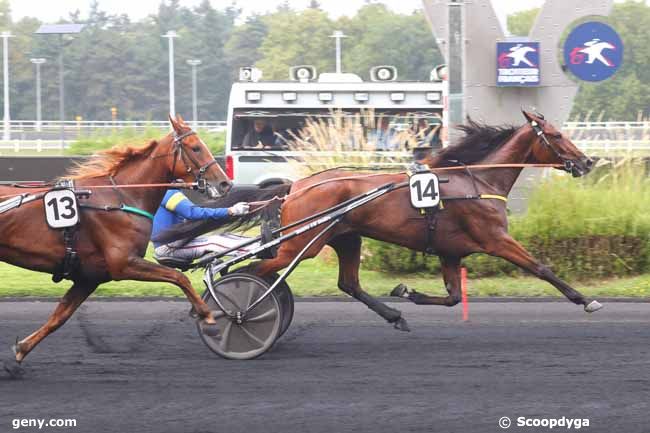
[564,21,623,82]
[498,43,537,68]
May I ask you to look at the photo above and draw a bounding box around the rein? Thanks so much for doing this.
[0,182,199,200]
[247,162,563,210]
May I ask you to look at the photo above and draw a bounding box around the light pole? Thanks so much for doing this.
[162,31,178,117]
[30,58,46,132]
[1,31,13,141]
[35,24,84,146]
[329,30,347,74]
[447,0,465,142]
[186,59,201,127]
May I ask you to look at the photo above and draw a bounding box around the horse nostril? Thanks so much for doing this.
[219,181,232,194]
[586,158,594,168]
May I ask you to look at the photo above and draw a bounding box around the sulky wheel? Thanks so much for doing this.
[261,273,294,338]
[198,273,288,360]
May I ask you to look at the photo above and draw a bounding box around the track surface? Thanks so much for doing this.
[1,301,649,433]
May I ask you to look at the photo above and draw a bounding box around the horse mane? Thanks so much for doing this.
[66,140,160,179]
[434,118,518,166]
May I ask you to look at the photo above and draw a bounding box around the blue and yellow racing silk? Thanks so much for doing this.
[151,189,229,247]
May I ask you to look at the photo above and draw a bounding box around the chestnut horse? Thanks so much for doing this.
[160,111,601,332]
[1,115,231,376]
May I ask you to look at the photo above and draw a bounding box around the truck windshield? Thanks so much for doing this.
[230,109,443,152]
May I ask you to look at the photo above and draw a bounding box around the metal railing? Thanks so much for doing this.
[5,120,227,130]
[0,120,227,152]
[2,120,650,154]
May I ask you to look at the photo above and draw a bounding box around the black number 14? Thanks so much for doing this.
[47,197,76,220]
[412,179,438,201]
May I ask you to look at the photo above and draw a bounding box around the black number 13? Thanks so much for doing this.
[47,196,76,220]
[412,179,438,201]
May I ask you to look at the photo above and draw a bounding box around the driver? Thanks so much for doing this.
[152,189,250,263]
[242,119,275,148]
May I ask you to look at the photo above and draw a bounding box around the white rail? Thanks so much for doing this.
[6,120,227,130]
[2,121,650,154]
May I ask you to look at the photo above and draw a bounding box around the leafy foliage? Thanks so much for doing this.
[506,8,539,37]
[0,1,441,122]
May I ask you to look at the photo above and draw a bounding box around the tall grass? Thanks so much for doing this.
[286,109,439,176]
[364,159,650,280]
[66,127,225,156]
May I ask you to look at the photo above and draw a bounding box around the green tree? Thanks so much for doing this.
[506,8,539,36]
[342,4,442,80]
[255,8,335,79]
[224,14,268,79]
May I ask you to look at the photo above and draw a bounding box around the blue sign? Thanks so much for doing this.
[563,21,623,82]
[496,41,540,87]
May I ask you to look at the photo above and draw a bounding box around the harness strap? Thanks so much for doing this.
[79,203,155,221]
[120,205,155,220]
[479,194,508,202]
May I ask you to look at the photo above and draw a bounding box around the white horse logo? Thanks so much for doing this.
[578,38,615,66]
[506,44,536,67]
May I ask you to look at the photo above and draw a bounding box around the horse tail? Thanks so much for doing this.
[153,183,291,244]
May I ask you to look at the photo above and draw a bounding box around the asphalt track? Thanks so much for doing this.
[1,300,649,433]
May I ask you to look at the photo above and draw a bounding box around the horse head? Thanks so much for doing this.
[522,110,593,177]
[167,114,232,198]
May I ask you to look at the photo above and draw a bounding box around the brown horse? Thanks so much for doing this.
[1,115,231,376]
[160,111,600,332]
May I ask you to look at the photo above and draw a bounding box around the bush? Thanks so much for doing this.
[66,127,225,156]
[362,159,650,280]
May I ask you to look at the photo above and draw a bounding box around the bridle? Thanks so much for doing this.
[169,129,221,193]
[529,119,576,173]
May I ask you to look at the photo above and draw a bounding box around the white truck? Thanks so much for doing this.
[224,65,447,186]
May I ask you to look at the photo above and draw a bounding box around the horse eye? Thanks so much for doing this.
[192,146,201,153]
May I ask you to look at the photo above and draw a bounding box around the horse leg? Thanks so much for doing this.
[391,256,462,306]
[3,280,97,377]
[487,234,602,312]
[109,256,221,334]
[329,233,409,331]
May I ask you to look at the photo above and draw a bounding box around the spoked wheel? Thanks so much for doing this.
[198,273,291,360]
[262,273,294,338]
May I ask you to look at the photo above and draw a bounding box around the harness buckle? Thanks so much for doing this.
[564,160,575,172]
[195,178,207,193]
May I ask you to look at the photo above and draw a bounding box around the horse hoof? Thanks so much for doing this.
[393,317,411,332]
[188,307,199,319]
[584,300,603,313]
[390,284,409,298]
[3,359,25,379]
[200,321,222,339]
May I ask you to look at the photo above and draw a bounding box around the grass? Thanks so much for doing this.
[65,127,225,156]
[0,248,648,298]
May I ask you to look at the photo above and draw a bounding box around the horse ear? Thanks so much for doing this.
[168,114,181,133]
[176,113,186,125]
[521,109,534,123]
